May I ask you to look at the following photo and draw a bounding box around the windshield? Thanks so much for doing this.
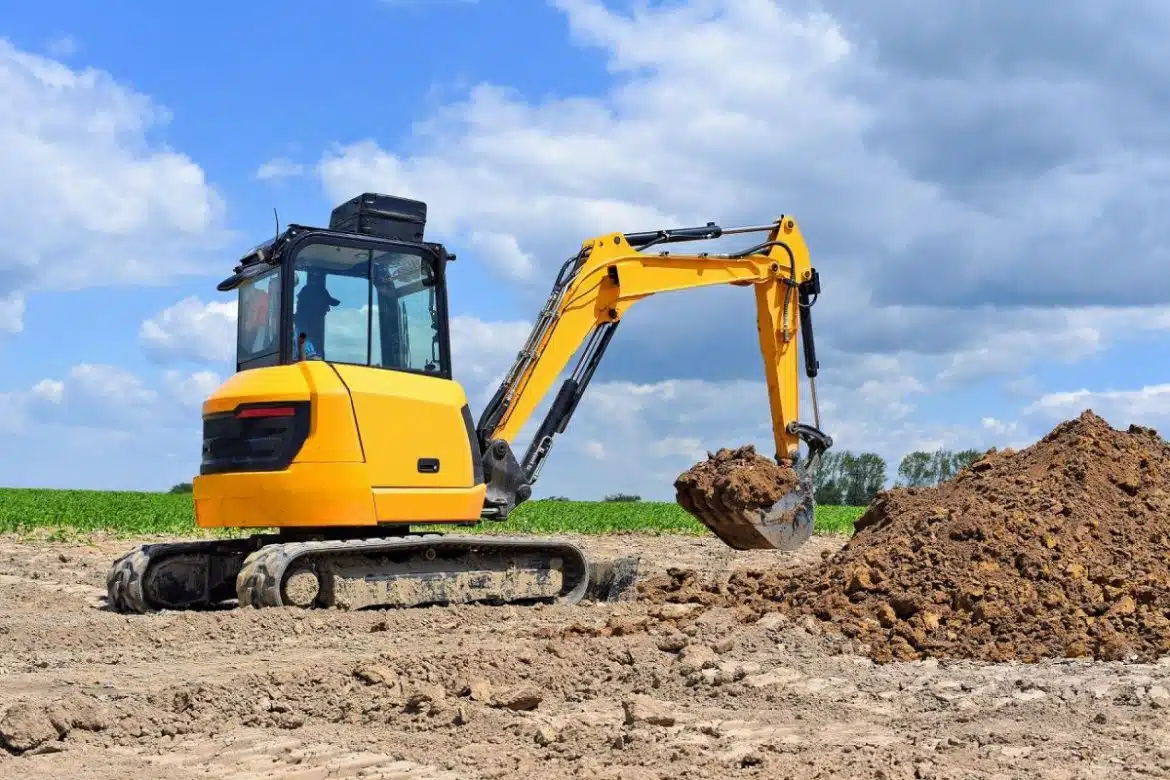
[237,266,281,367]
[290,240,446,374]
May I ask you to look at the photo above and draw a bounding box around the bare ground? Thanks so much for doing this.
[2,532,1170,779]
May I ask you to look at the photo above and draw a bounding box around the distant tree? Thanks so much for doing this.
[811,451,844,504]
[810,450,885,506]
[541,495,572,502]
[815,480,843,505]
[896,451,935,487]
[895,447,987,487]
[603,493,641,502]
[843,452,886,506]
[169,482,193,494]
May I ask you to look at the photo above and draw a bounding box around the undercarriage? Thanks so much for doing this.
[106,533,637,614]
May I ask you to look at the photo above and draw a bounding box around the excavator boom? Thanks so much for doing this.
[473,216,832,547]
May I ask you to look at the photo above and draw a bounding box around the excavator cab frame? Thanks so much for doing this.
[222,225,454,378]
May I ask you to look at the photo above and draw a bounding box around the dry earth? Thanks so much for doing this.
[3,531,1170,779]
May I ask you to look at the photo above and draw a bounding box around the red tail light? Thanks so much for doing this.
[236,405,297,419]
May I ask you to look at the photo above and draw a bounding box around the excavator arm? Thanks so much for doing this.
[474,216,833,538]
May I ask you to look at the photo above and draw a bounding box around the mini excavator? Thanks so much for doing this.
[106,193,832,613]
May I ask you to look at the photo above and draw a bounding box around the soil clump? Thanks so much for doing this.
[649,410,1170,664]
[673,445,805,549]
[674,445,798,510]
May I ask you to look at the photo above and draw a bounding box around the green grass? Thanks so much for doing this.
[0,487,864,540]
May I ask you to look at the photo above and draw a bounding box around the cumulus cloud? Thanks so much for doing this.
[139,297,237,364]
[0,39,230,333]
[311,1,1170,383]
[296,0,1170,496]
[19,363,212,432]
[448,314,532,401]
[1024,384,1170,431]
[164,369,225,408]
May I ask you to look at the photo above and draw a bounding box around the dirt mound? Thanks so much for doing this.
[651,410,1170,664]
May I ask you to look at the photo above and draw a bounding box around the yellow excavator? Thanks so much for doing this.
[106,193,832,613]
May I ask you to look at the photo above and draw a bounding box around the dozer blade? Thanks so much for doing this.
[674,447,816,551]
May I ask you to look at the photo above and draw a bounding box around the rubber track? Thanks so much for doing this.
[236,534,591,609]
[106,539,253,614]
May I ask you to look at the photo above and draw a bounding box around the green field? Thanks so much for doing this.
[0,487,864,539]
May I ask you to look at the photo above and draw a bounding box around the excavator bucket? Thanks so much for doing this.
[673,445,816,551]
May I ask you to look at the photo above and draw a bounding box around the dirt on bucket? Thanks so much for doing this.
[673,445,806,550]
[674,445,799,509]
[647,410,1170,664]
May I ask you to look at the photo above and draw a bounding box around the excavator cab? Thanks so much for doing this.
[227,227,450,376]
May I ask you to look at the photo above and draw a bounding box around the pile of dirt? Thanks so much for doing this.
[651,410,1170,664]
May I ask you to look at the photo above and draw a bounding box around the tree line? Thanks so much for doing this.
[812,447,984,505]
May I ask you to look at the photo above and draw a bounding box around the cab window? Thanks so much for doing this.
[371,251,442,373]
[291,243,369,363]
[289,240,446,375]
[237,267,281,366]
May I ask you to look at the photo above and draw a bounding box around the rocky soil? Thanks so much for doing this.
[3,526,1170,779]
[649,411,1170,666]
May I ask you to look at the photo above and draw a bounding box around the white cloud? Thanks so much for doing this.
[140,297,237,364]
[0,294,24,334]
[0,39,230,332]
[68,363,158,407]
[449,314,532,401]
[311,0,1170,392]
[981,416,1016,436]
[20,363,211,432]
[465,231,535,280]
[30,378,64,405]
[164,369,224,408]
[255,157,306,181]
[651,436,706,461]
[581,440,605,460]
[1025,384,1170,431]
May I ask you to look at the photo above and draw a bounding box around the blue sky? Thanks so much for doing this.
[1,0,1168,498]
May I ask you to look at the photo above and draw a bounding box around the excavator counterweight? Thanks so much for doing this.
[105,193,831,614]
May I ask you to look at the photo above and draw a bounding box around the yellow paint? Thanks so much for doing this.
[193,463,375,527]
[194,360,481,528]
[488,218,813,462]
[373,485,487,523]
[331,364,477,489]
[202,364,310,415]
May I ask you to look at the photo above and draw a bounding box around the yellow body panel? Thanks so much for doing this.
[373,486,487,523]
[202,364,311,414]
[194,463,375,527]
[192,361,484,529]
[332,364,477,490]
